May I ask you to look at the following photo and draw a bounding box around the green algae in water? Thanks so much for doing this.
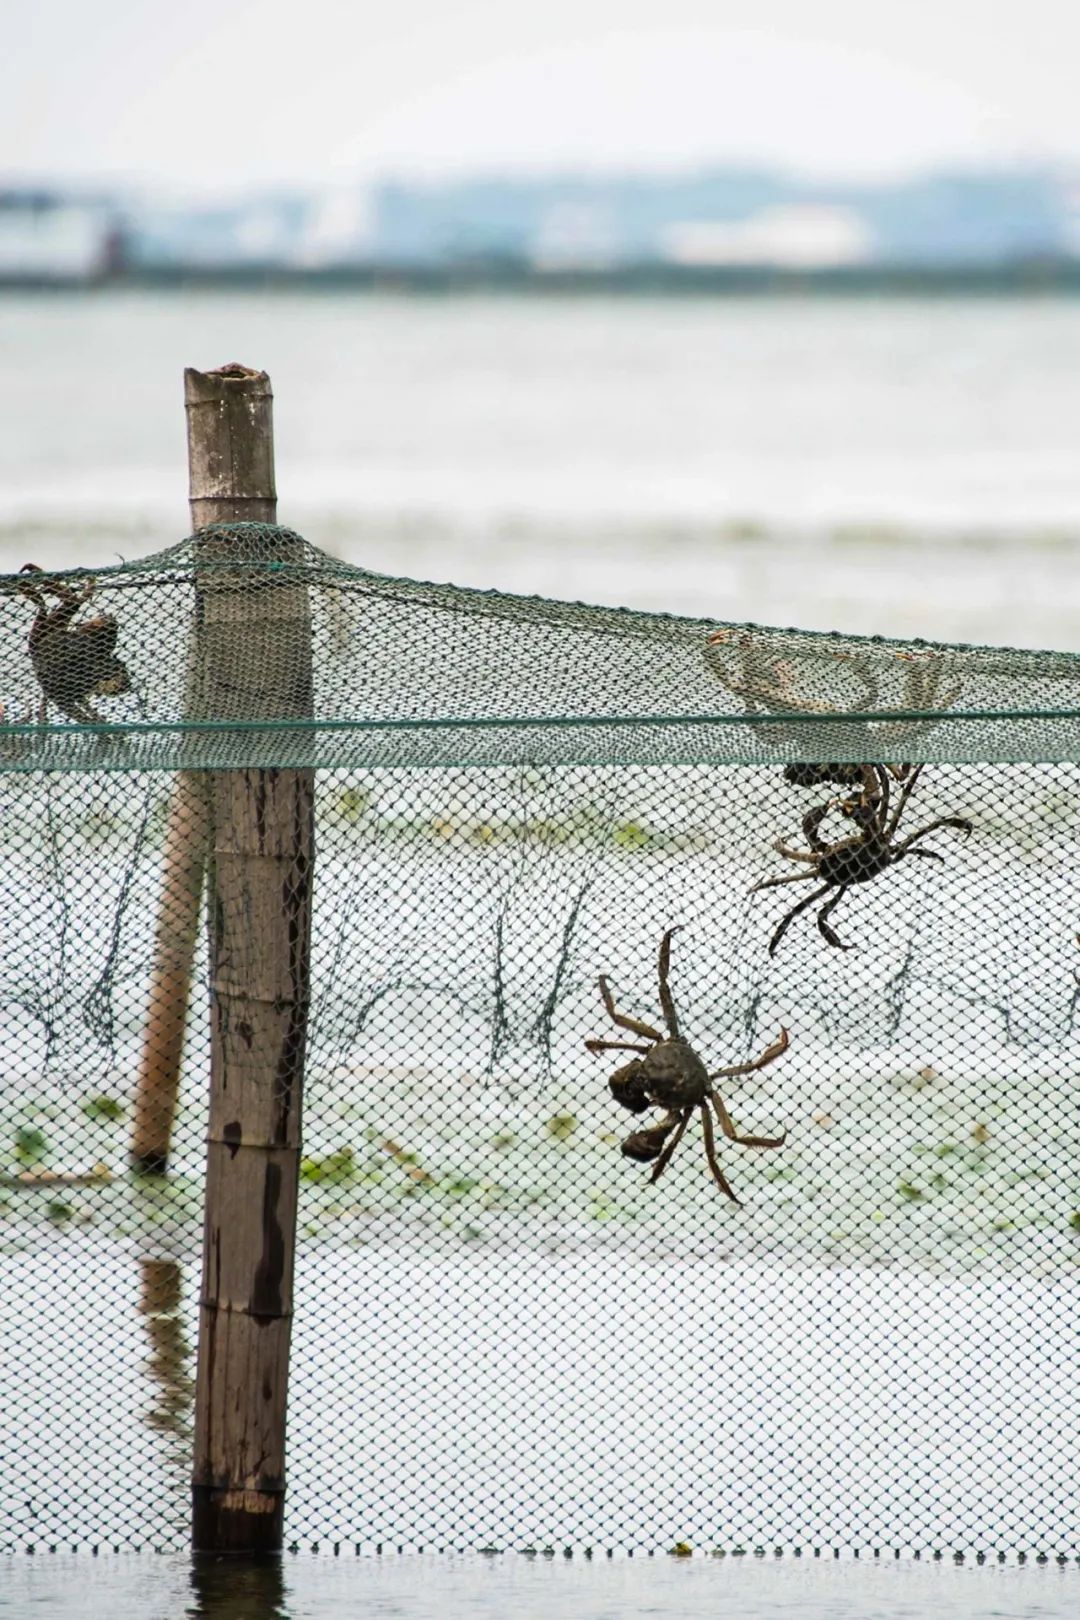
[300,1147,357,1184]
[81,1096,124,1123]
[546,1115,578,1140]
[14,1127,47,1164]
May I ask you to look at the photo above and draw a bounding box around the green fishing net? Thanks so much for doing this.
[0,524,1077,1558]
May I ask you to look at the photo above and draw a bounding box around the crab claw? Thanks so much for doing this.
[608,1060,651,1115]
[621,1120,676,1163]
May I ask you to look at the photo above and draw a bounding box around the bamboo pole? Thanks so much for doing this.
[131,363,277,1172]
[189,365,314,1554]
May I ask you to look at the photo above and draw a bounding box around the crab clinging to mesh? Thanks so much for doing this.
[751,763,972,957]
[585,927,788,1203]
[704,629,965,755]
[17,564,131,724]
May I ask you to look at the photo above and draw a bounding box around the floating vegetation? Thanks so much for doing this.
[334,786,369,823]
[546,1114,578,1140]
[612,821,651,850]
[14,1126,47,1163]
[82,1095,124,1123]
[0,1052,1074,1273]
[299,1147,357,1185]
[380,1138,434,1183]
[443,1176,479,1198]
[0,1165,111,1188]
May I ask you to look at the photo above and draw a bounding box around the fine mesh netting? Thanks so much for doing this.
[0,525,1078,1557]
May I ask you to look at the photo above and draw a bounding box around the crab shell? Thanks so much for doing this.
[609,1037,711,1115]
[817,836,895,887]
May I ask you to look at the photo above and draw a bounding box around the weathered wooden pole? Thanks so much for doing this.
[131,362,278,1172]
[188,365,314,1553]
[129,771,208,1170]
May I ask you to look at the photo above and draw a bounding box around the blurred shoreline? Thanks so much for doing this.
[11,260,1080,297]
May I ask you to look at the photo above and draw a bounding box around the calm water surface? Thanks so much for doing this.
[0,1554,1078,1620]
[5,292,1080,1616]
[5,290,1080,646]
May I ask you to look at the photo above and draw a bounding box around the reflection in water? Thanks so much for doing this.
[138,1258,194,1445]
[188,1555,288,1619]
[138,1270,292,1615]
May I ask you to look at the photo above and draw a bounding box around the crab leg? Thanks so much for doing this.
[835,764,887,833]
[869,763,890,829]
[884,763,923,838]
[801,800,838,852]
[648,1108,691,1184]
[896,816,973,852]
[710,1026,790,1080]
[816,886,852,950]
[585,1038,651,1056]
[773,840,818,862]
[765,882,833,956]
[700,1103,740,1203]
[709,1088,787,1149]
[751,870,820,894]
[657,926,681,1038]
[849,658,880,710]
[598,976,664,1043]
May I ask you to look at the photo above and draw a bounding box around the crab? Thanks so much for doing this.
[704,629,964,754]
[585,927,788,1203]
[751,763,972,957]
[17,565,131,724]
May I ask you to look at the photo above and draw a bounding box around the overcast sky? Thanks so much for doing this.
[6,0,1080,192]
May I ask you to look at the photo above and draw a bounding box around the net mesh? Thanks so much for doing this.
[1,524,1078,1557]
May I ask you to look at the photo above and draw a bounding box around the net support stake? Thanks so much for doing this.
[182,366,315,1554]
[131,364,278,1171]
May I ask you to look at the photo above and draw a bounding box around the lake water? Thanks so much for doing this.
[5,290,1080,648]
[1,1551,1077,1620]
[4,291,1080,1617]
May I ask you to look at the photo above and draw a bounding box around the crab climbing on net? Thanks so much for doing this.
[703,629,965,755]
[585,927,788,1203]
[751,763,972,957]
[17,564,131,724]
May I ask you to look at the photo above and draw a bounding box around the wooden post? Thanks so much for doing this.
[189,365,314,1553]
[130,773,208,1171]
[131,363,278,1171]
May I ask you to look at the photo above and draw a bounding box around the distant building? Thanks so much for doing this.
[127,187,376,270]
[529,200,619,270]
[0,192,118,280]
[290,188,376,268]
[3,166,1079,278]
[855,170,1069,264]
[661,204,873,268]
[130,193,307,268]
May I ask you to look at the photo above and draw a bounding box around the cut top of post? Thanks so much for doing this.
[185,364,276,531]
